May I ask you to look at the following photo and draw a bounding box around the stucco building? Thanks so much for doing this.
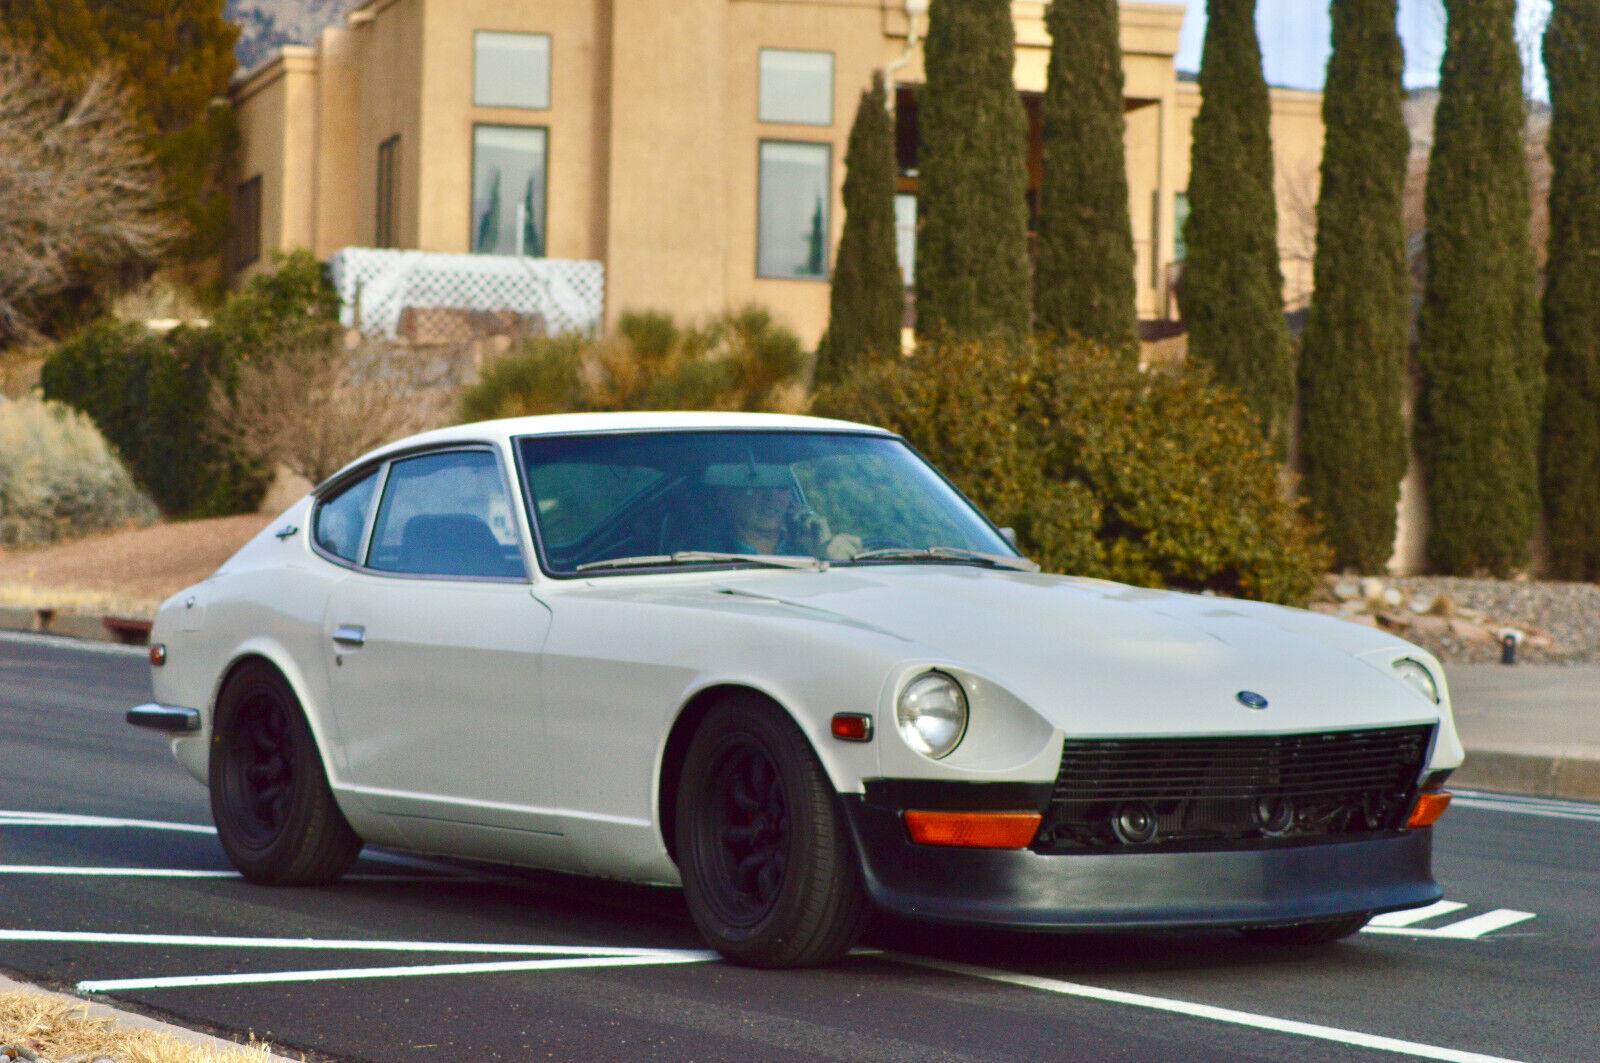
[230,0,1324,346]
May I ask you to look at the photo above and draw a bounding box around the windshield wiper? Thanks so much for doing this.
[575,551,826,573]
[847,546,1039,572]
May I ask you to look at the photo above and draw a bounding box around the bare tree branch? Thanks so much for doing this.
[0,46,177,339]
[208,337,460,485]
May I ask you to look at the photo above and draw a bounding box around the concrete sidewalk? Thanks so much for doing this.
[1445,663,1600,802]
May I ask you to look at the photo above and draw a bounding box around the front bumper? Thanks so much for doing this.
[840,795,1440,931]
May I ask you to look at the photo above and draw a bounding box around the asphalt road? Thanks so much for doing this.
[2,632,1596,1063]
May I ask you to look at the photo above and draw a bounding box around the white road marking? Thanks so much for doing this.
[0,630,147,657]
[888,955,1532,1063]
[1367,901,1467,927]
[75,952,720,993]
[0,810,216,834]
[0,929,707,956]
[0,867,463,882]
[1451,790,1600,824]
[1365,910,1538,940]
[0,866,237,878]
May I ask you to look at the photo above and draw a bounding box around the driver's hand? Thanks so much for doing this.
[787,507,829,553]
[822,533,863,560]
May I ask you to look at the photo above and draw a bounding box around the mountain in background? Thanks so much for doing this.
[226,0,359,72]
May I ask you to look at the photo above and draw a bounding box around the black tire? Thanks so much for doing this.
[1238,913,1370,947]
[675,695,869,968]
[209,661,362,885]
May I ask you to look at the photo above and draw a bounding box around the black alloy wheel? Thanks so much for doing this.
[676,695,869,967]
[210,661,362,885]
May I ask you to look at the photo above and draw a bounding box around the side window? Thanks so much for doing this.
[368,450,526,579]
[313,470,379,564]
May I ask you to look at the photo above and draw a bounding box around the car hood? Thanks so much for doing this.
[684,566,1445,738]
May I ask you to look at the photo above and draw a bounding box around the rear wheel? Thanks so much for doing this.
[209,661,361,885]
[1238,913,1370,947]
[675,695,869,967]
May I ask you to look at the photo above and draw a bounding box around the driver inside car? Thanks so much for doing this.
[703,464,861,560]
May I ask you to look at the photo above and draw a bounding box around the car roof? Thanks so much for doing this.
[318,411,895,491]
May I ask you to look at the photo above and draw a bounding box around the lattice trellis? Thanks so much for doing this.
[328,249,605,342]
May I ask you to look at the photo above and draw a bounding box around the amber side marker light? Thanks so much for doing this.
[831,713,873,742]
[149,643,167,667]
[904,810,1042,849]
[1407,790,1453,829]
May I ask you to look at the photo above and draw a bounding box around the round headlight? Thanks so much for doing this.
[896,672,968,759]
[1393,658,1440,704]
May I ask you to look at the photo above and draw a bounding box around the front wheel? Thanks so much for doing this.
[675,696,869,967]
[209,661,362,885]
[1238,913,1370,947]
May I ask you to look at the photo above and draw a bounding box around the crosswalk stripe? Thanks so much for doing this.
[1368,901,1467,928]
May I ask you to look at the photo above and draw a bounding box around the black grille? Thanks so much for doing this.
[1036,725,1433,852]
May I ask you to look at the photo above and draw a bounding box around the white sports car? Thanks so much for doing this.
[130,412,1462,967]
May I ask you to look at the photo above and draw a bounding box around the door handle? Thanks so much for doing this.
[332,624,366,648]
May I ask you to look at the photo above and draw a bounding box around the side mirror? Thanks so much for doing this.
[999,527,1018,548]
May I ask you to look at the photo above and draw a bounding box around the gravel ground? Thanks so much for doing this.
[1312,575,1600,666]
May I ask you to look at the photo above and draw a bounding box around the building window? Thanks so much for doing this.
[1174,191,1191,262]
[894,193,916,287]
[474,31,551,110]
[376,135,401,248]
[758,49,832,126]
[472,125,547,257]
[757,141,830,280]
[231,175,262,272]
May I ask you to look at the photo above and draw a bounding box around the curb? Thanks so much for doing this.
[0,606,148,646]
[1448,750,1600,803]
[0,973,296,1061]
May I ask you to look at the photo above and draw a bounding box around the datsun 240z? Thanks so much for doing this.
[130,412,1461,967]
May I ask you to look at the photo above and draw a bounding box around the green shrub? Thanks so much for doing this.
[39,251,338,517]
[0,395,158,547]
[458,306,807,420]
[814,336,1332,605]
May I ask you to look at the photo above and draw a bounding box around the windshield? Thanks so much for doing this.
[517,430,1020,576]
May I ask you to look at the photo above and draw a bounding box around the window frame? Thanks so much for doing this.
[376,134,401,248]
[755,139,833,282]
[473,30,552,111]
[231,175,263,273]
[469,122,550,257]
[757,47,834,127]
[309,444,530,583]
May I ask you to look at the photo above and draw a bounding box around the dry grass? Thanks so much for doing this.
[0,990,276,1063]
[0,514,273,617]
[0,581,162,619]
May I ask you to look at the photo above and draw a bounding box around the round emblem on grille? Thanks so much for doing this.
[1236,690,1269,710]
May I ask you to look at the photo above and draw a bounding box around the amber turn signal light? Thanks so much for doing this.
[149,643,167,667]
[1406,790,1452,829]
[831,713,873,742]
[904,810,1042,849]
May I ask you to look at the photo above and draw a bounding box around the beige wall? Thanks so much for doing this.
[1171,82,1325,312]
[231,0,1322,346]
[233,48,319,267]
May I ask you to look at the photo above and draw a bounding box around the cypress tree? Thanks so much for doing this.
[1181,0,1295,447]
[1297,0,1410,572]
[1034,0,1137,352]
[1416,0,1544,574]
[817,73,902,387]
[914,0,1032,342]
[0,0,239,262]
[1538,0,1600,579]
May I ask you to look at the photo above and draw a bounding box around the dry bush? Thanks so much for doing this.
[0,395,157,548]
[0,46,176,340]
[458,306,808,420]
[0,989,275,1063]
[208,336,459,485]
